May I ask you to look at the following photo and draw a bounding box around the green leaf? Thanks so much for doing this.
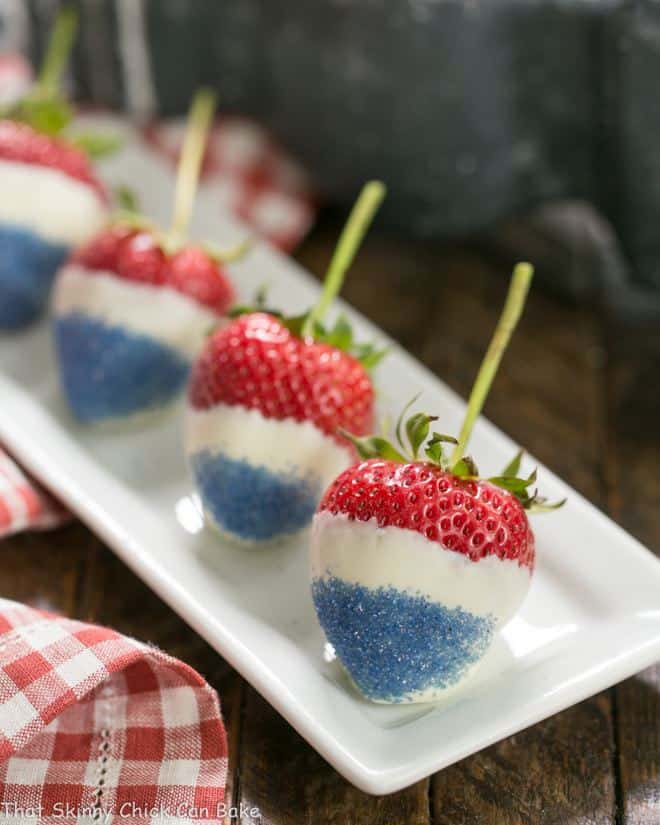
[338,430,408,463]
[489,468,537,495]
[406,412,438,460]
[70,131,122,158]
[429,432,458,445]
[452,456,479,478]
[325,314,353,351]
[254,283,269,309]
[501,449,523,478]
[227,305,252,319]
[394,393,422,452]
[227,288,281,319]
[425,440,444,465]
[527,496,567,513]
[11,94,72,135]
[489,476,533,495]
[311,320,327,340]
[115,185,140,214]
[356,344,389,370]
[423,432,458,468]
[281,312,308,338]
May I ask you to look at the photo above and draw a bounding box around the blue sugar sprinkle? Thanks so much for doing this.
[54,312,190,422]
[312,576,494,702]
[190,449,320,542]
[0,222,69,329]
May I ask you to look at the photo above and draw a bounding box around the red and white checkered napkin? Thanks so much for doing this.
[0,451,69,539]
[0,598,228,824]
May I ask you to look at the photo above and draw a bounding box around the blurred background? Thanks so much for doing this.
[4,0,660,318]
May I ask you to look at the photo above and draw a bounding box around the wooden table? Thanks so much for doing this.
[3,214,659,824]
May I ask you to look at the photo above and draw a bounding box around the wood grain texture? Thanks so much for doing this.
[238,688,430,825]
[606,321,660,825]
[0,521,90,615]
[1,219,658,823]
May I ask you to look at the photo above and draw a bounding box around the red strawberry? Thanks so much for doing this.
[165,245,235,315]
[188,312,374,440]
[53,89,240,423]
[310,263,564,704]
[70,224,135,272]
[115,230,167,286]
[72,227,235,314]
[316,262,562,553]
[67,89,237,315]
[0,120,106,201]
[185,181,386,544]
[319,459,535,567]
[72,225,234,315]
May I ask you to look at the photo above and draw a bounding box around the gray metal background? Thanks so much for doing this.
[3,0,660,316]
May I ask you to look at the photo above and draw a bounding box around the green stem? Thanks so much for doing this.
[449,262,534,466]
[168,87,217,245]
[302,180,385,337]
[37,5,78,96]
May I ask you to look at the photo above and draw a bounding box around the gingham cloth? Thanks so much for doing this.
[0,53,315,541]
[0,598,228,824]
[0,451,69,538]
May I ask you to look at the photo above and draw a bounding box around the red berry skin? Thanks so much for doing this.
[0,120,107,201]
[71,228,235,315]
[71,225,135,272]
[188,313,375,442]
[116,231,166,286]
[164,246,235,315]
[319,459,535,569]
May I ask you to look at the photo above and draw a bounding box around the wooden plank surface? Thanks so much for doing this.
[1,216,658,823]
[606,320,660,825]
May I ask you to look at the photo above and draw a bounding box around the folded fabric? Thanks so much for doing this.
[0,52,315,542]
[0,449,69,538]
[0,598,228,824]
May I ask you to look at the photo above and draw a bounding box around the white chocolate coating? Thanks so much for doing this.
[0,159,106,245]
[311,511,532,625]
[53,264,224,358]
[185,402,352,482]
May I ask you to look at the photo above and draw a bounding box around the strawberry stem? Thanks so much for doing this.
[449,262,534,467]
[37,5,78,96]
[302,180,385,338]
[168,87,217,246]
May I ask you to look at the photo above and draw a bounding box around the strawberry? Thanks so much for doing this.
[188,312,374,436]
[318,460,535,567]
[0,9,109,329]
[311,263,565,704]
[0,120,106,200]
[185,181,386,544]
[72,229,235,313]
[52,89,242,423]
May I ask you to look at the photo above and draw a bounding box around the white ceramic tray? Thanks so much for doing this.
[1,126,659,795]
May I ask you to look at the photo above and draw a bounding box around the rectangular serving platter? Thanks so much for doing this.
[1,128,659,794]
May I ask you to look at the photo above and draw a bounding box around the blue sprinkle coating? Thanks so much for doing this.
[312,576,495,702]
[54,312,190,422]
[190,448,320,542]
[0,222,69,329]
